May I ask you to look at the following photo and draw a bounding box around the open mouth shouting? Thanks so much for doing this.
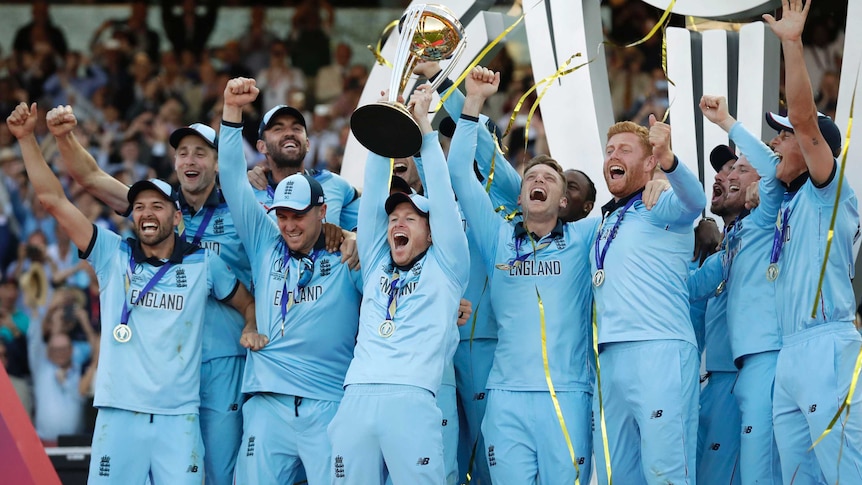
[529,187,547,201]
[711,182,724,205]
[393,231,409,248]
[608,165,625,180]
[140,220,159,235]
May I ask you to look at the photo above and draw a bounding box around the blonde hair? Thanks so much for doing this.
[523,154,566,185]
[607,121,652,156]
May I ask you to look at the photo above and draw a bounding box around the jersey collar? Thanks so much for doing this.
[782,172,809,194]
[288,231,327,260]
[128,233,199,266]
[601,187,645,215]
[178,184,223,214]
[513,219,564,241]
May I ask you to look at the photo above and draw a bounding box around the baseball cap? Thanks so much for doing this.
[169,123,217,149]
[765,112,843,157]
[389,175,414,195]
[127,178,180,210]
[259,105,307,139]
[385,192,430,217]
[267,173,325,214]
[709,144,738,172]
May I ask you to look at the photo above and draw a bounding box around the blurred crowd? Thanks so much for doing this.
[0,0,846,447]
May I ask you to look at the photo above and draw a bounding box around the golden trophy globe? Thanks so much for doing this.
[350,4,466,158]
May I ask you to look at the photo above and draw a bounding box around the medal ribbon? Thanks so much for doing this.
[120,254,174,326]
[592,303,613,484]
[770,201,792,266]
[279,245,321,336]
[180,206,216,246]
[594,194,641,272]
[720,214,745,286]
[504,233,552,269]
[385,270,410,321]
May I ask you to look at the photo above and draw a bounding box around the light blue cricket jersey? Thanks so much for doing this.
[254,168,359,230]
[592,158,705,346]
[721,122,785,361]
[179,187,252,362]
[219,122,362,401]
[448,117,596,392]
[694,253,735,372]
[734,122,861,335]
[347,131,468,396]
[83,227,239,415]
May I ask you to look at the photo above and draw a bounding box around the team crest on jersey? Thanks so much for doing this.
[319,258,331,276]
[175,268,187,288]
[553,236,566,250]
[411,261,422,276]
[213,217,225,235]
[270,254,287,281]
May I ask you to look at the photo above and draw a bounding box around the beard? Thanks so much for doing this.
[266,138,306,169]
[134,223,175,248]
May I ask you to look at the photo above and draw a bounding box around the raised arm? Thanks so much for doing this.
[357,92,399,264]
[647,114,706,224]
[413,61,520,210]
[701,95,783,224]
[46,105,131,213]
[409,86,468,279]
[219,77,279,258]
[764,0,834,185]
[7,103,94,253]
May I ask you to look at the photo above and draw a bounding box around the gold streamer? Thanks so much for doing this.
[537,284,581,484]
[436,13,527,109]
[810,91,854,319]
[366,20,399,67]
[593,304,613,484]
[807,67,860,458]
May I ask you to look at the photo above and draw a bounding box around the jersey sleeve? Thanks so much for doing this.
[650,157,707,226]
[80,224,123,277]
[438,78,520,212]
[729,121,783,227]
[420,131,469,283]
[688,250,723,301]
[357,151,392,271]
[218,121,280,265]
[206,250,241,302]
[448,115,504,274]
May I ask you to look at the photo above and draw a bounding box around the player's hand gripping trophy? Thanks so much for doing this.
[350,4,466,158]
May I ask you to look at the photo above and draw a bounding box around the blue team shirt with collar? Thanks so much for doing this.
[253,169,359,230]
[447,117,596,392]
[178,187,252,362]
[347,131,468,396]
[82,227,239,415]
[693,253,736,372]
[734,122,860,335]
[592,159,705,346]
[719,122,785,361]
[219,123,362,401]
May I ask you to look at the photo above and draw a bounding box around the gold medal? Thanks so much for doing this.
[766,263,779,282]
[592,269,605,287]
[113,324,132,343]
[378,319,395,338]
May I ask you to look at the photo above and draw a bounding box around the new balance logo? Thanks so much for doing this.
[650,409,664,419]
[228,403,239,411]
[441,419,448,427]
[473,392,486,401]
[809,404,817,413]
[743,426,753,434]
[187,465,199,473]
[488,445,497,467]
[416,457,430,466]
[335,455,345,478]
[577,456,585,465]
[710,443,721,451]
[99,455,110,477]
[246,436,255,456]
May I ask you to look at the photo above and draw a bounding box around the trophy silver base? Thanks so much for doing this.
[351,102,422,159]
